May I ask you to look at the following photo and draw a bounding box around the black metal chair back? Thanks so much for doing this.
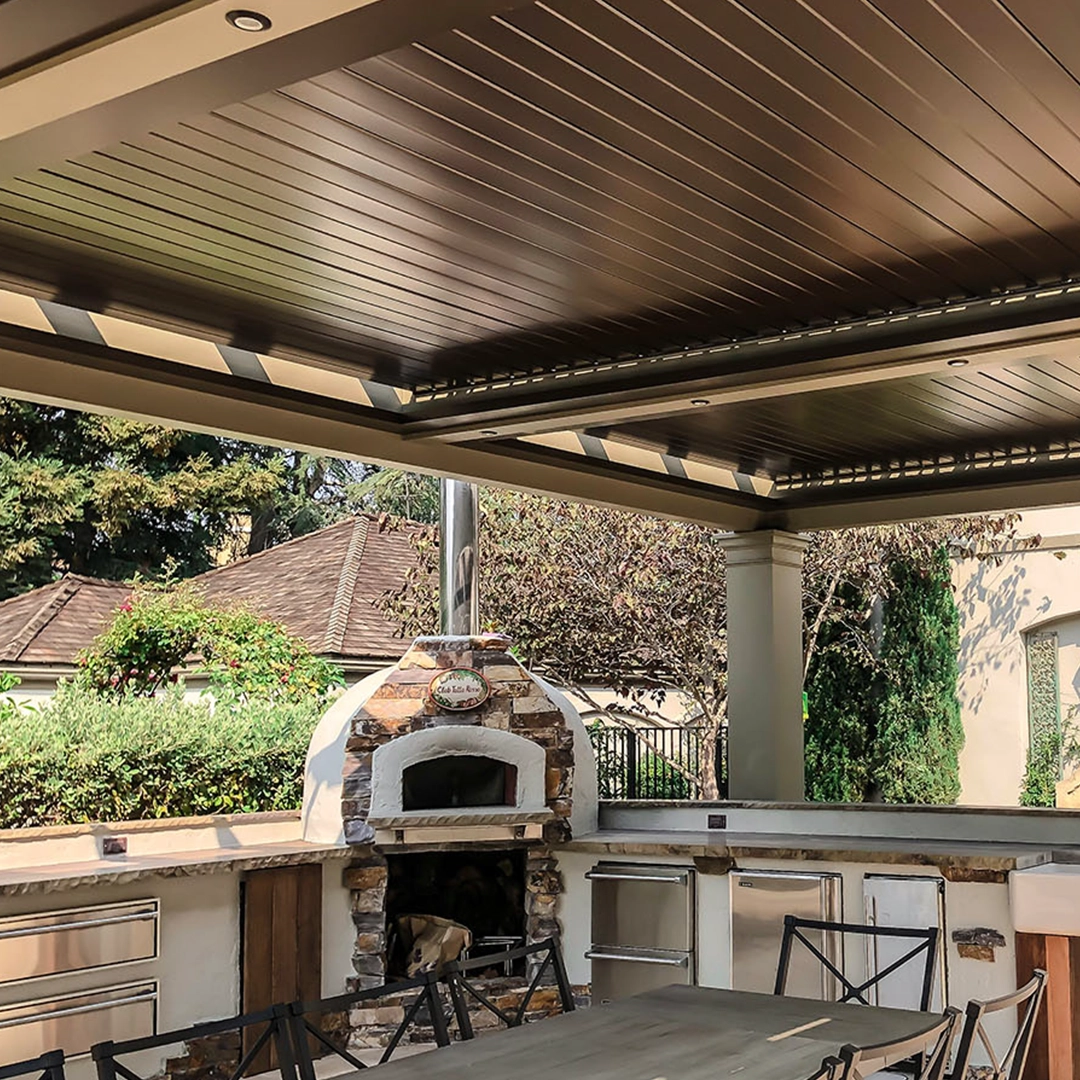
[949,970,1047,1080]
[774,916,940,1011]
[0,1050,66,1080]
[286,971,449,1079]
[444,936,575,1040]
[91,1004,296,1080]
[838,1007,961,1080]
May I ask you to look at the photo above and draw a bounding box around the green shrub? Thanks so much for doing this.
[0,681,324,828]
[77,581,342,702]
[636,752,695,799]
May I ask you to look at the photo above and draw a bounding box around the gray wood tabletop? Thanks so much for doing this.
[354,984,936,1080]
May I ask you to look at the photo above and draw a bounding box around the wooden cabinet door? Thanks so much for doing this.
[242,864,322,1074]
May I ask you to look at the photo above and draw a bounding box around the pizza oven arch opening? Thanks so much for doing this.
[369,725,549,820]
[401,754,518,811]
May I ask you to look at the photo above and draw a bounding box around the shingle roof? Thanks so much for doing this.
[0,577,131,664]
[195,516,421,660]
[0,517,422,668]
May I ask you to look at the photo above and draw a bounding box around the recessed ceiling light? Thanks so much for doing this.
[947,359,969,367]
[690,398,710,406]
[226,10,272,31]
[480,429,498,436]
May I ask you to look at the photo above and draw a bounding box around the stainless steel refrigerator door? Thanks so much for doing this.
[863,874,946,1011]
[730,870,843,1000]
[588,864,694,952]
[585,946,692,1004]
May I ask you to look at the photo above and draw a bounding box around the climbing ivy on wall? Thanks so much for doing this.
[804,548,964,804]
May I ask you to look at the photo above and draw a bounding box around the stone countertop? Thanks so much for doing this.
[0,839,354,896]
[561,829,1071,878]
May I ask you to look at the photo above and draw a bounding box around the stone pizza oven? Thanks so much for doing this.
[300,631,596,1038]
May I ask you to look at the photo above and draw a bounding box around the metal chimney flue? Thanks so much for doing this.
[439,478,479,635]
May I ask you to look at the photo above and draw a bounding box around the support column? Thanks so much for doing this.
[720,530,807,801]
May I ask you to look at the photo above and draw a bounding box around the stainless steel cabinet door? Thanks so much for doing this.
[587,946,692,1004]
[731,870,843,999]
[863,874,945,1011]
[588,864,694,952]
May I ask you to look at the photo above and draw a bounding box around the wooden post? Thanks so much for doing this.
[1017,932,1080,1080]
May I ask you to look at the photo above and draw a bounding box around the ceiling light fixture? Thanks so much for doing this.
[690,398,710,406]
[947,359,969,367]
[480,429,498,436]
[226,10,272,31]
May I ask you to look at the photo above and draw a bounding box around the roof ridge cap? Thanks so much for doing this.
[0,578,84,662]
[323,517,369,655]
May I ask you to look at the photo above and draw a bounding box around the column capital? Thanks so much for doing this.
[718,529,808,569]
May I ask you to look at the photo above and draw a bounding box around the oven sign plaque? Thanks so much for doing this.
[428,667,491,711]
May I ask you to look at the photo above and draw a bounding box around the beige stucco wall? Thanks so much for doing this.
[956,506,1080,806]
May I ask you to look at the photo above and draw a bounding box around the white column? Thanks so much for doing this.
[720,530,808,801]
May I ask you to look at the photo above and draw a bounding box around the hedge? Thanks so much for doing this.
[0,681,323,828]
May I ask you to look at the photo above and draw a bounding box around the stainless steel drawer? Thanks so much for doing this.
[0,901,159,985]
[0,981,157,1060]
[585,946,693,1004]
[588,864,694,953]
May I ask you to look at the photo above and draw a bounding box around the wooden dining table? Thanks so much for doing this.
[353,983,935,1080]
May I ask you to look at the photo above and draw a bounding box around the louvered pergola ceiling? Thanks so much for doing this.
[4,0,1080,530]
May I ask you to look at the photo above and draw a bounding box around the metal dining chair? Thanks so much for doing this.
[948,970,1047,1080]
[775,916,940,1011]
[444,935,575,1040]
[285,970,450,1078]
[0,1050,66,1080]
[92,1004,297,1080]
[836,1007,961,1080]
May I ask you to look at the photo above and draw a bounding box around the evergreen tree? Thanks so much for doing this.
[874,550,964,804]
[0,399,282,597]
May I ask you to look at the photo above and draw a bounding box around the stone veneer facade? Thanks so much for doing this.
[337,635,584,1042]
[341,634,575,847]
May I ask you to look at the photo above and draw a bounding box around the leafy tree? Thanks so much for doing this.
[383,487,1020,802]
[0,399,282,596]
[241,452,375,557]
[77,582,342,702]
[350,467,440,524]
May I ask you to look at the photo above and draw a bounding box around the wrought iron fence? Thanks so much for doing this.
[587,725,728,800]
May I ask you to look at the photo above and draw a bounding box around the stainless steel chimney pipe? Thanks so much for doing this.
[439,478,479,635]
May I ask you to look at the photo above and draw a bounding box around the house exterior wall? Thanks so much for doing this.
[955,507,1080,806]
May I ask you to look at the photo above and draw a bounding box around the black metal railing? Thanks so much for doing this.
[587,725,727,800]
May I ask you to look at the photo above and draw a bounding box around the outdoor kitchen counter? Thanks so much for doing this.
[561,829,1070,877]
[0,837,354,896]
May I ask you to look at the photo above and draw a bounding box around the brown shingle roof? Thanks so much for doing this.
[195,516,420,661]
[0,577,131,664]
[0,517,422,668]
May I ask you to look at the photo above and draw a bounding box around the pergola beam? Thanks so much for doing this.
[0,322,768,531]
[403,286,1080,442]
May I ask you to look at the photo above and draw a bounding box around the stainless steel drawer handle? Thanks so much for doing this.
[0,911,157,941]
[585,872,688,883]
[584,951,689,967]
[0,991,157,1030]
